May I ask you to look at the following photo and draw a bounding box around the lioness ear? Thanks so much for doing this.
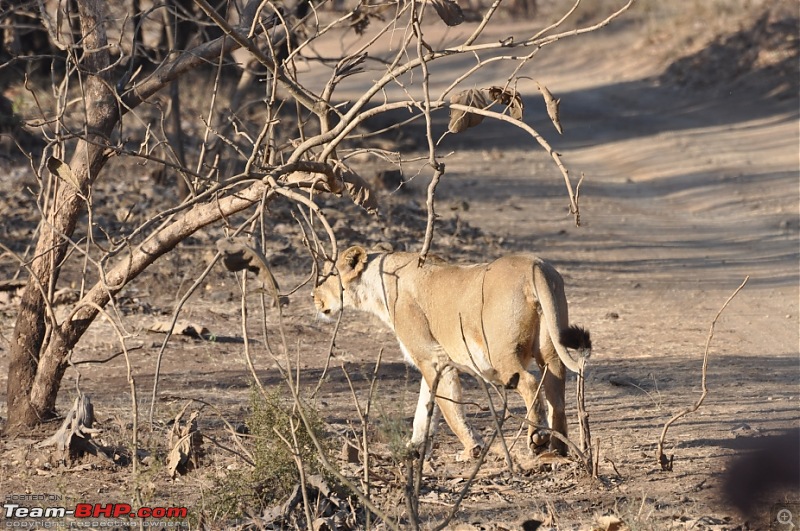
[340,246,368,281]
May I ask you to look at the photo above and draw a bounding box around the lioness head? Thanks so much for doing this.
[313,245,369,319]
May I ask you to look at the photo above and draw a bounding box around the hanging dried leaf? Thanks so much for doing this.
[340,169,378,214]
[350,6,384,35]
[487,86,524,120]
[536,81,562,134]
[431,0,465,26]
[216,238,282,307]
[284,171,343,194]
[166,407,202,478]
[448,89,488,133]
[333,53,367,83]
[47,156,81,190]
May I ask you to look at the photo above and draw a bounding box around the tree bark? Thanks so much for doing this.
[5,0,274,434]
[6,0,116,433]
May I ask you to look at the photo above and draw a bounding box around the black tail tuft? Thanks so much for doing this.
[560,325,592,351]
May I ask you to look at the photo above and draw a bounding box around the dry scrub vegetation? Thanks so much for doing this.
[0,0,798,529]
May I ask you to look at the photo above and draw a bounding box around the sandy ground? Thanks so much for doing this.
[1,4,798,530]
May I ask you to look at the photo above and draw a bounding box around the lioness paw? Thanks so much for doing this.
[530,431,551,454]
[456,444,484,462]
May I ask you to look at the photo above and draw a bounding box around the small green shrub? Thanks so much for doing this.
[209,386,334,519]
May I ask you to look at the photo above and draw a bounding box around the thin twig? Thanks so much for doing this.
[149,209,259,426]
[656,276,750,471]
[418,165,444,266]
[364,350,383,530]
[457,313,514,472]
[508,364,548,453]
[448,103,580,224]
[576,357,593,474]
[432,431,499,531]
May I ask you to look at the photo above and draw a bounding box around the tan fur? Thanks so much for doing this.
[313,246,590,460]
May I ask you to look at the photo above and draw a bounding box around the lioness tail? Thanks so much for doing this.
[560,325,592,352]
[532,262,591,373]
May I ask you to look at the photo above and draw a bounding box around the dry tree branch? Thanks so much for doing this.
[576,357,593,474]
[239,273,270,403]
[656,276,750,471]
[191,0,321,118]
[431,430,500,531]
[340,350,383,529]
[73,301,139,476]
[456,312,514,471]
[418,164,444,266]
[50,156,340,366]
[412,0,446,267]
[462,0,504,47]
[413,365,446,505]
[531,0,637,47]
[508,365,548,453]
[474,376,514,472]
[511,414,591,474]
[310,304,344,401]
[284,417,316,530]
[528,0,583,43]
[362,350,383,530]
[448,103,581,224]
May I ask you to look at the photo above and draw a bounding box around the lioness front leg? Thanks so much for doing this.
[434,365,484,461]
[413,359,483,461]
[408,378,441,457]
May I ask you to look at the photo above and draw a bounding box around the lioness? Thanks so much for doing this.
[313,246,591,460]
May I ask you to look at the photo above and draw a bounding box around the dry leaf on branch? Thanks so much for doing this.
[148,319,210,339]
[333,53,367,83]
[216,238,282,306]
[349,6,383,36]
[448,89,488,133]
[285,171,343,195]
[284,163,378,214]
[487,86,524,120]
[340,168,378,214]
[431,0,465,26]
[536,81,562,134]
[47,156,81,190]
[166,406,202,478]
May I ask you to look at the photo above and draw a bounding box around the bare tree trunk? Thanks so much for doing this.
[5,0,263,435]
[27,180,271,419]
[6,0,116,433]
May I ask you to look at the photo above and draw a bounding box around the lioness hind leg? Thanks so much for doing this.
[541,361,567,455]
[514,370,550,453]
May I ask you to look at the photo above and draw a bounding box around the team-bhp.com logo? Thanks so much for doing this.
[4,502,188,525]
